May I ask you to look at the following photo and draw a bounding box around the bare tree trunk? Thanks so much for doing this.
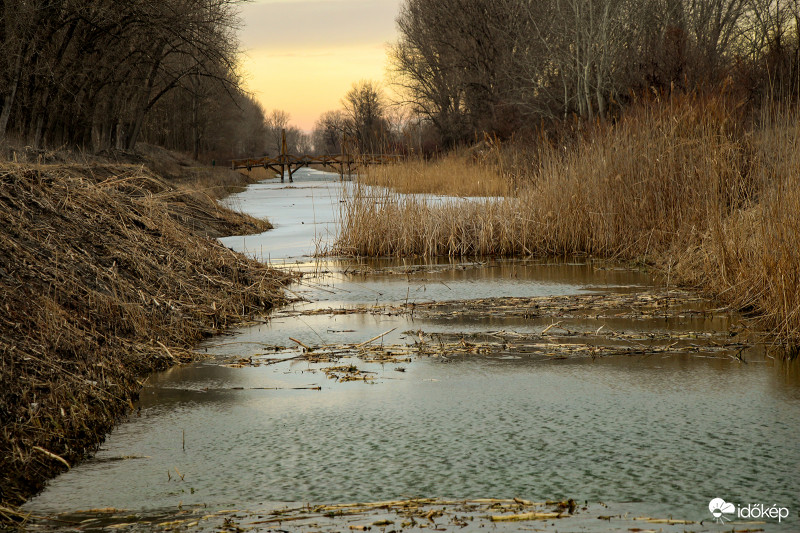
[91,102,108,153]
[0,50,24,141]
[596,69,607,117]
[91,119,101,153]
[584,63,595,120]
[33,115,45,149]
[115,117,126,150]
[191,80,200,160]
[127,43,166,150]
[101,119,112,151]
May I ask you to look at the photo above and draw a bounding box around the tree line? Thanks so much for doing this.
[389,0,800,147]
[6,1,796,160]
[0,0,268,160]
[0,0,401,161]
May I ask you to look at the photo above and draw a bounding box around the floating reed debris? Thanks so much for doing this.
[0,162,291,513]
[252,289,762,368]
[219,324,755,380]
[274,289,732,322]
[410,290,722,320]
[21,496,700,531]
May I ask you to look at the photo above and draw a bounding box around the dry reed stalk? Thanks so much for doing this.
[0,162,290,513]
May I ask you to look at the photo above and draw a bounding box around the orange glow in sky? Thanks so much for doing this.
[237,0,402,131]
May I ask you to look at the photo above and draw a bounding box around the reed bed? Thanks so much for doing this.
[361,151,512,197]
[0,163,289,511]
[674,107,800,344]
[334,94,800,343]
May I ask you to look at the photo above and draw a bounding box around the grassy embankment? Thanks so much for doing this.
[339,94,800,345]
[0,159,288,518]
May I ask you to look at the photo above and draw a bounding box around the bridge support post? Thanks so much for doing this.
[280,128,293,183]
[279,129,286,182]
[339,133,347,181]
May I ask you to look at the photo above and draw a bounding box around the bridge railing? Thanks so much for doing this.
[230,153,402,170]
[229,129,403,182]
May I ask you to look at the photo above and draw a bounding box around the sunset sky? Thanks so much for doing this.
[237,0,403,131]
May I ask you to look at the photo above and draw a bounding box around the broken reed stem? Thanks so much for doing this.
[491,511,563,522]
[354,328,397,348]
[289,337,311,351]
[31,447,70,470]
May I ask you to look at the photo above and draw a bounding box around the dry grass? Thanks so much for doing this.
[236,166,278,183]
[0,163,290,510]
[334,94,800,344]
[171,166,266,200]
[121,143,270,200]
[360,151,512,197]
[674,106,800,343]
[0,140,268,201]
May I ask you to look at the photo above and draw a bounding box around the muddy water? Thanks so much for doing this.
[25,169,800,531]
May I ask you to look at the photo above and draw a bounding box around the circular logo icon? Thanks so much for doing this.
[709,498,736,522]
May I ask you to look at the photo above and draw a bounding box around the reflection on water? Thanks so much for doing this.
[289,258,654,306]
[25,169,800,531]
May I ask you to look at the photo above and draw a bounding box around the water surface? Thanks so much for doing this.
[25,169,800,531]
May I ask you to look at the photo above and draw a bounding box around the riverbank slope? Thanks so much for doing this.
[0,162,288,517]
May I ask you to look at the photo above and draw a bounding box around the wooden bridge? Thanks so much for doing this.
[231,129,402,182]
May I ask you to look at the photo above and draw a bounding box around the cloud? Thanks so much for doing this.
[237,0,401,51]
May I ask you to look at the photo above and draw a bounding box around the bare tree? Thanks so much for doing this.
[683,0,749,76]
[737,0,800,98]
[312,110,348,154]
[264,109,291,155]
[0,0,248,156]
[389,0,518,145]
[342,80,388,153]
[505,0,662,121]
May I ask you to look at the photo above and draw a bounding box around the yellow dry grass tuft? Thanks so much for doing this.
[360,151,512,197]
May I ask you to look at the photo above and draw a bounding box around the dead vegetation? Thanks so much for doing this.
[3,141,265,201]
[360,149,512,197]
[409,291,718,321]
[253,289,759,369]
[131,143,267,200]
[335,95,800,346]
[20,495,703,531]
[276,290,724,321]
[0,162,290,511]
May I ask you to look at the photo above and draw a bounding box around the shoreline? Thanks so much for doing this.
[0,160,290,520]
